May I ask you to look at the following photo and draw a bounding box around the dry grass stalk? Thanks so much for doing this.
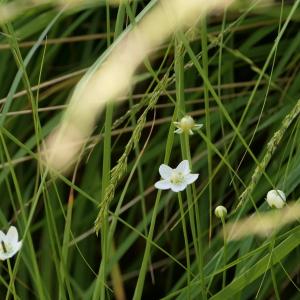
[223,202,300,240]
[42,0,236,172]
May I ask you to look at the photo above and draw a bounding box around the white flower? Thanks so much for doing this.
[215,206,227,219]
[173,115,203,135]
[266,189,286,209]
[0,226,22,261]
[154,160,199,192]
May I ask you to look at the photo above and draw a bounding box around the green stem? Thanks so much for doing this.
[132,192,161,300]
[201,17,213,245]
[184,135,207,300]
[175,37,203,290]
[221,218,227,289]
[182,137,201,270]
[178,192,191,299]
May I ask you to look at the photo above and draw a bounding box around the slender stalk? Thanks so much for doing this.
[184,136,207,300]
[201,17,213,245]
[132,192,161,300]
[177,192,191,299]
[175,37,203,292]
[221,218,227,288]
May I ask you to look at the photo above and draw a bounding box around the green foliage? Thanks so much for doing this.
[0,0,300,299]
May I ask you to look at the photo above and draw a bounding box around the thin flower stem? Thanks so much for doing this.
[174,38,206,298]
[184,135,207,300]
[182,136,200,263]
[221,218,227,288]
[178,192,191,299]
[201,16,213,247]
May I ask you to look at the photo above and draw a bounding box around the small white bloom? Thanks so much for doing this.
[154,160,199,192]
[173,115,203,135]
[0,226,22,261]
[215,206,227,219]
[266,189,286,209]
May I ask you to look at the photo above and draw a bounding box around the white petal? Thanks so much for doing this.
[189,129,194,135]
[0,230,5,242]
[170,182,188,192]
[154,180,171,190]
[0,241,22,261]
[267,198,285,209]
[6,226,18,244]
[195,124,203,129]
[185,173,199,184]
[266,190,286,209]
[176,160,190,174]
[174,128,182,134]
[159,164,173,179]
[14,241,22,253]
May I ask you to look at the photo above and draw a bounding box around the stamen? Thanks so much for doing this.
[170,172,184,184]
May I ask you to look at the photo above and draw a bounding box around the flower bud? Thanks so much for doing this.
[179,116,195,131]
[266,189,286,209]
[215,206,227,219]
[173,115,203,135]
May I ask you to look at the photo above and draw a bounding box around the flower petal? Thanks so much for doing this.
[159,164,173,179]
[176,160,190,174]
[14,241,22,253]
[6,226,18,244]
[170,182,187,192]
[0,241,22,261]
[0,230,5,242]
[154,180,171,190]
[185,173,199,184]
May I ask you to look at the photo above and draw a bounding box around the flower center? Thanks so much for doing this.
[0,241,13,254]
[170,171,184,184]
